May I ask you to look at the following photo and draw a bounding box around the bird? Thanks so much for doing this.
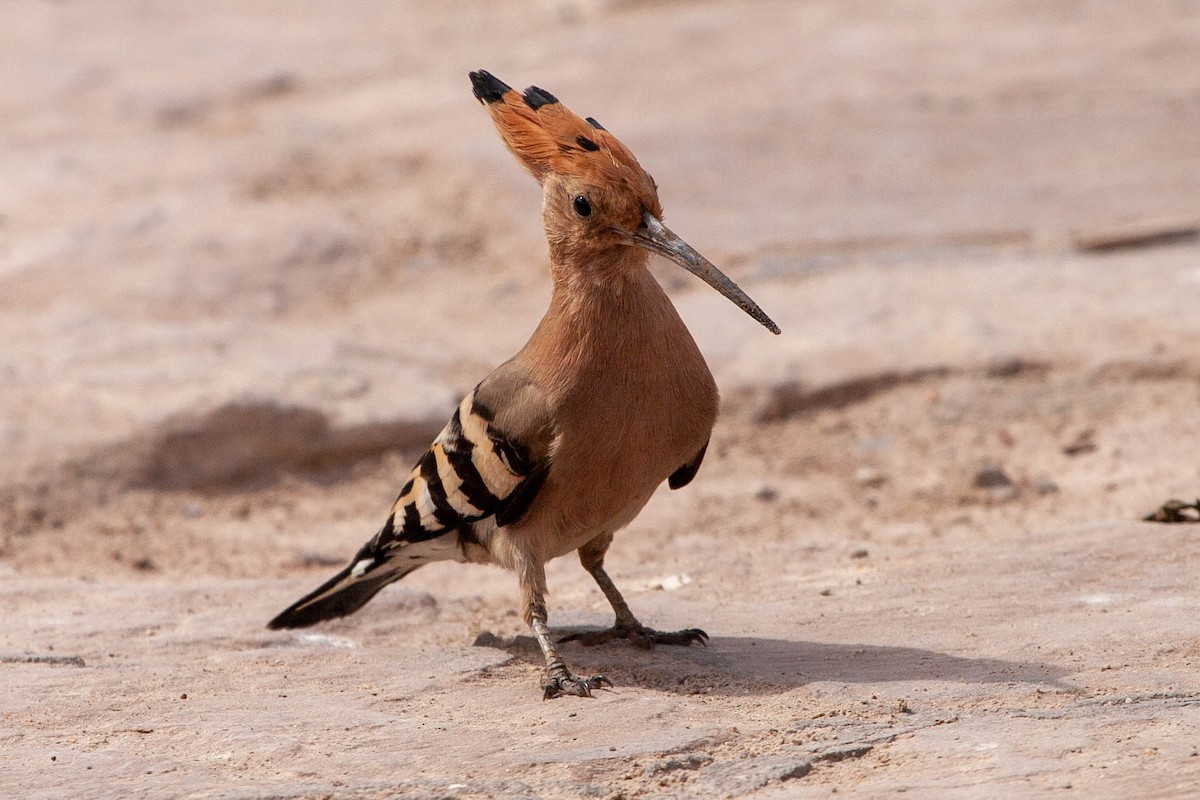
[268,70,779,699]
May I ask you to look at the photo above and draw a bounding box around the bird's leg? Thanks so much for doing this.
[559,536,708,649]
[519,560,611,699]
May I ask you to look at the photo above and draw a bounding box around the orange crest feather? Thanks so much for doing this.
[469,70,659,212]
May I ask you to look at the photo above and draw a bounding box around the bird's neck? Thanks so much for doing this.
[522,250,704,405]
[544,248,668,343]
[546,243,647,295]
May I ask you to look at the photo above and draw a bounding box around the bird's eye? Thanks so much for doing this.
[572,195,592,218]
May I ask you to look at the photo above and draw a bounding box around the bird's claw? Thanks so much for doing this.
[542,670,612,700]
[654,627,710,647]
[559,625,708,650]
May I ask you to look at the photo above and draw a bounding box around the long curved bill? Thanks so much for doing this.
[618,211,781,335]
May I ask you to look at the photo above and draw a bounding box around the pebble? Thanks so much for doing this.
[974,466,1014,489]
[754,485,779,502]
[854,467,887,488]
[471,631,504,649]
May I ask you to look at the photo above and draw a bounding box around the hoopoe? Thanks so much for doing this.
[268,70,779,698]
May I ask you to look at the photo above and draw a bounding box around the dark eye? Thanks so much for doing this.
[572,195,592,218]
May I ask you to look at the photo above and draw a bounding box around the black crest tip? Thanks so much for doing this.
[522,85,558,110]
[575,135,600,152]
[585,117,606,131]
[470,70,511,104]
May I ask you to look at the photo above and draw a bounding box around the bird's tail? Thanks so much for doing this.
[267,535,454,630]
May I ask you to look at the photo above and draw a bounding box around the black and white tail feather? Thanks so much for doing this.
[267,382,550,630]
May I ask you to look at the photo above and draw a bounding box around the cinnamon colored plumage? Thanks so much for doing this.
[268,70,779,698]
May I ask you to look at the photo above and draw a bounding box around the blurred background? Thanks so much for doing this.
[4,2,1200,796]
[3,0,1199,581]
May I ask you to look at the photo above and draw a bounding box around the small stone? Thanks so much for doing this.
[472,631,504,649]
[1143,499,1200,523]
[850,548,869,559]
[1034,479,1059,495]
[1062,430,1097,456]
[819,588,833,597]
[780,762,814,780]
[973,466,1013,489]
[755,485,779,502]
[854,467,887,488]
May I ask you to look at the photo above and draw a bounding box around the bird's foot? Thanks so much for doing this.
[559,624,708,650]
[542,667,612,700]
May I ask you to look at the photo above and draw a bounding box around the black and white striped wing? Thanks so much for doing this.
[380,390,549,547]
[267,381,550,630]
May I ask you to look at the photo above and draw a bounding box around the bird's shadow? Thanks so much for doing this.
[479,630,1068,697]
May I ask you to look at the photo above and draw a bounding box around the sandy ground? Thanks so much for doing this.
[3,1,1200,797]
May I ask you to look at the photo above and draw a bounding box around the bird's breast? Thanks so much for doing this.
[516,276,719,550]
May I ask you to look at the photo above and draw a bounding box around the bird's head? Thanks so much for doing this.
[470,70,779,335]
